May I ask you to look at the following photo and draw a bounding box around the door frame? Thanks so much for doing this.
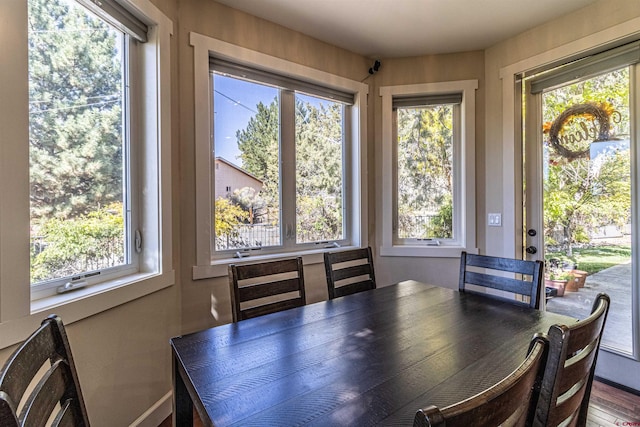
[499,19,640,390]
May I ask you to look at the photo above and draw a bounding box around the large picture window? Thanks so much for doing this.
[212,67,349,255]
[0,0,172,345]
[191,34,368,276]
[27,0,141,298]
[380,81,477,257]
[28,0,138,298]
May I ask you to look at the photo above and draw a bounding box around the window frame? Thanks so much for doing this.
[0,0,174,349]
[210,69,352,256]
[393,100,460,245]
[191,33,368,279]
[497,19,640,382]
[379,80,478,257]
[28,3,139,299]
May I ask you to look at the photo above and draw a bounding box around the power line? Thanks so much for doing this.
[30,99,119,114]
[214,89,257,114]
[29,29,101,34]
[30,93,120,104]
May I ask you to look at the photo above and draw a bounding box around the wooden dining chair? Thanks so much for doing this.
[0,314,90,427]
[533,293,610,427]
[414,333,549,427]
[324,247,376,299]
[459,251,544,309]
[229,257,306,322]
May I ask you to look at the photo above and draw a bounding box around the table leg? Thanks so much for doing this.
[173,355,193,427]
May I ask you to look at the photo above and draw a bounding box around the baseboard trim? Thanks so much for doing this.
[595,376,640,397]
[129,391,172,427]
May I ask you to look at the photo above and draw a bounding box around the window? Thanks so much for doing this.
[191,34,368,278]
[212,64,350,255]
[394,95,461,242]
[295,93,346,244]
[0,0,172,347]
[380,81,477,257]
[28,0,138,298]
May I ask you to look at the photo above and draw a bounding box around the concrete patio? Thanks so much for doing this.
[546,262,633,354]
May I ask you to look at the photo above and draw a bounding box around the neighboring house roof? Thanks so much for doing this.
[215,157,263,185]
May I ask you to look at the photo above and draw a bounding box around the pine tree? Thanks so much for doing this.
[396,105,454,238]
[233,96,345,242]
[28,0,125,282]
[294,99,344,242]
[29,0,123,221]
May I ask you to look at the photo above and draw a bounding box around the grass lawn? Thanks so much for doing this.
[545,244,632,275]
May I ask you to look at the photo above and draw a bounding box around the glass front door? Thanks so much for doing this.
[524,66,635,355]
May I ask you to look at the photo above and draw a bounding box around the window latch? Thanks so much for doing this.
[57,280,88,294]
[322,241,341,249]
[56,272,99,294]
[135,229,142,253]
[417,238,441,246]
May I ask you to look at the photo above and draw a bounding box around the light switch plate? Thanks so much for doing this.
[488,213,502,227]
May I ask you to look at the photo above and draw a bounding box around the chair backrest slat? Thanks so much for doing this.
[23,359,68,426]
[463,271,537,296]
[533,293,610,427]
[557,343,598,394]
[1,324,58,405]
[564,311,607,355]
[324,247,376,300]
[331,263,373,282]
[54,400,77,427]
[0,315,90,427]
[465,254,538,274]
[237,277,304,302]
[240,298,306,320]
[232,257,301,280]
[414,334,549,427]
[459,251,544,309]
[229,257,306,322]
[326,248,371,264]
[332,280,375,299]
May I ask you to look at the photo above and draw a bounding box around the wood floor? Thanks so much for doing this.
[587,380,640,427]
[159,380,640,426]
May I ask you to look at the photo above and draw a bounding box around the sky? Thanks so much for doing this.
[213,73,335,169]
[213,74,277,168]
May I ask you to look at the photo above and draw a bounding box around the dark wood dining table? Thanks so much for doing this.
[171,280,576,426]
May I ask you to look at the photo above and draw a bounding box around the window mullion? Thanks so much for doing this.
[124,35,136,266]
[392,109,399,242]
[342,106,351,244]
[452,104,462,244]
[280,90,296,248]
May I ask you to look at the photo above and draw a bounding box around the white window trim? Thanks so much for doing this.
[190,32,369,279]
[379,80,478,258]
[0,0,174,349]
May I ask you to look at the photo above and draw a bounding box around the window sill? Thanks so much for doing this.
[0,270,175,349]
[192,246,361,280]
[380,245,478,258]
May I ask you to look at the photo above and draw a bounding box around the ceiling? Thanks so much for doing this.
[214,0,600,58]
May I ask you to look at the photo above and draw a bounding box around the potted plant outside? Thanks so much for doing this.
[570,269,588,288]
[545,270,573,296]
